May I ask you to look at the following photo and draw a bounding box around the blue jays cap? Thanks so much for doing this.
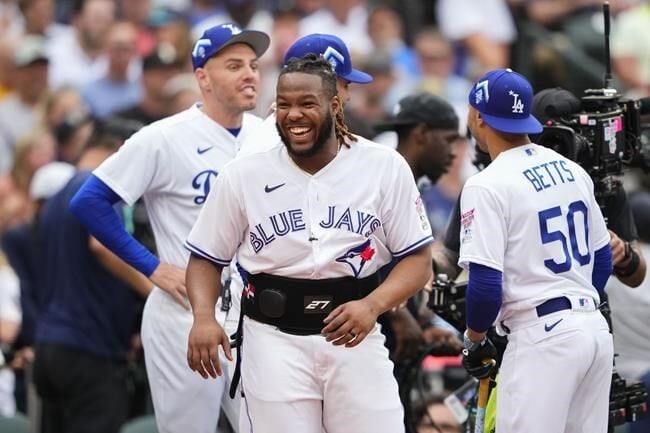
[191,23,270,70]
[469,68,543,135]
[283,34,373,84]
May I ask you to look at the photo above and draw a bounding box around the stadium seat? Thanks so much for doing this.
[0,412,30,433]
[120,415,159,433]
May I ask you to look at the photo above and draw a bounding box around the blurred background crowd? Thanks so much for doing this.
[1,0,650,432]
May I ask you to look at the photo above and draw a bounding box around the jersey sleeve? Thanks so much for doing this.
[93,126,169,206]
[185,165,246,266]
[381,155,434,258]
[589,188,611,251]
[458,182,507,272]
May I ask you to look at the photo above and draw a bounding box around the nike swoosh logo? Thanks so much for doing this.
[197,146,213,155]
[264,183,285,193]
[544,318,563,332]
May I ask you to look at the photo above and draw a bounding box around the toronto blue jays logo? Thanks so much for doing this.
[336,239,376,278]
[192,169,218,205]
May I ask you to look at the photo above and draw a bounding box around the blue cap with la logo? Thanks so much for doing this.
[191,23,270,70]
[469,68,543,134]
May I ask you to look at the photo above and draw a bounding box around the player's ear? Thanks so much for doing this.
[330,95,342,117]
[194,68,209,92]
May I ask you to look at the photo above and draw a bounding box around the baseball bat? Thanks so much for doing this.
[474,359,496,433]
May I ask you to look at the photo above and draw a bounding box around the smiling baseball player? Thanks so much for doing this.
[185,55,433,433]
[69,23,269,433]
[459,69,614,433]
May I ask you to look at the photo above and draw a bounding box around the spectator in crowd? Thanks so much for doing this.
[116,0,156,56]
[0,250,20,417]
[299,0,373,57]
[0,35,49,175]
[10,128,56,201]
[33,126,152,433]
[82,21,143,119]
[16,0,67,41]
[190,0,273,43]
[112,44,181,126]
[411,27,473,120]
[2,161,76,413]
[611,1,650,97]
[47,0,116,90]
[435,0,516,76]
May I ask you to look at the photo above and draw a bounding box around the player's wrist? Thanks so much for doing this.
[463,329,486,352]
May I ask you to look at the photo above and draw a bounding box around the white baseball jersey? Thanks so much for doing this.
[458,143,610,324]
[95,104,262,269]
[93,103,262,433]
[186,137,433,278]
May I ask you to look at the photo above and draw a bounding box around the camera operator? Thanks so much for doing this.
[374,92,465,365]
[531,87,647,289]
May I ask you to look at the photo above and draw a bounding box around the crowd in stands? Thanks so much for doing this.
[1,0,649,432]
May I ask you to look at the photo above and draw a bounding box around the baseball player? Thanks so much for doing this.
[459,69,614,433]
[68,23,270,433]
[185,55,433,433]
[237,33,372,158]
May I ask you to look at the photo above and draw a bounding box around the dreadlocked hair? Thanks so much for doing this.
[281,54,357,147]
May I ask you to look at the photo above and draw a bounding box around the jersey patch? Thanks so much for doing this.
[415,196,430,232]
[336,239,376,278]
[461,208,475,244]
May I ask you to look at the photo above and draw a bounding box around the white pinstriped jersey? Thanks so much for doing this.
[458,144,610,323]
[94,103,263,269]
[186,137,433,278]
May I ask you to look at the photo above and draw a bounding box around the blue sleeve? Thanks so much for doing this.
[592,244,613,294]
[466,262,503,333]
[69,174,160,276]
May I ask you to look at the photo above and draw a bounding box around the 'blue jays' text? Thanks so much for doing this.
[250,206,382,253]
[522,160,575,192]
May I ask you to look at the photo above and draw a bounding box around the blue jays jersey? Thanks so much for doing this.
[94,103,263,269]
[186,137,433,278]
[458,144,610,323]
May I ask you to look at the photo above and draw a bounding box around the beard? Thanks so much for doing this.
[277,111,334,158]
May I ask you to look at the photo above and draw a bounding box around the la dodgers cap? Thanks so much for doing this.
[191,23,270,70]
[283,34,373,84]
[374,92,459,132]
[469,68,543,135]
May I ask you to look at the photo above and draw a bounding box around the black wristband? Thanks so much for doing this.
[614,249,640,278]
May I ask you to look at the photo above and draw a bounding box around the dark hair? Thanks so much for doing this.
[280,54,357,147]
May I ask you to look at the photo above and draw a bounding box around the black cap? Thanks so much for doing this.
[374,92,459,132]
[532,87,582,124]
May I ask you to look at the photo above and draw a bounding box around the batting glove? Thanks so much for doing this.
[462,332,497,379]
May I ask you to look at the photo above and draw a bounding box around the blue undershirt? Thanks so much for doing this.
[69,175,159,276]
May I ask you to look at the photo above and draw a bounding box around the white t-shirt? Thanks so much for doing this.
[458,144,610,323]
[187,137,433,278]
[94,104,263,269]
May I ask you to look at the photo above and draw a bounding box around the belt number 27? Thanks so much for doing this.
[538,200,590,274]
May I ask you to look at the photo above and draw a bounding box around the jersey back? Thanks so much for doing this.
[458,144,610,321]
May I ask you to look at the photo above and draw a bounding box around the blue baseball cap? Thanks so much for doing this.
[469,68,543,135]
[191,23,270,70]
[283,34,373,84]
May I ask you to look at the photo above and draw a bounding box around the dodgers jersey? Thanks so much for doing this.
[186,138,433,278]
[94,104,263,269]
[458,143,610,322]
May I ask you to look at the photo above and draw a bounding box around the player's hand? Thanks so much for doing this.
[423,326,463,353]
[322,298,380,348]
[187,316,232,379]
[150,263,189,309]
[608,230,629,267]
[462,336,497,379]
